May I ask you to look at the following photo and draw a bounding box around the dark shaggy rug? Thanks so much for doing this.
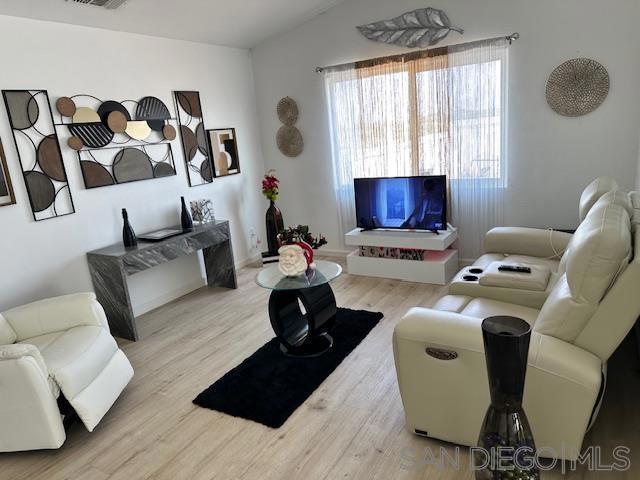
[193,308,383,428]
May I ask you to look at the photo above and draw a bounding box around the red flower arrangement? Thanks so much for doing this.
[262,170,279,202]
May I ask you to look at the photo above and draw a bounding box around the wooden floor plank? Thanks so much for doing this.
[0,258,637,479]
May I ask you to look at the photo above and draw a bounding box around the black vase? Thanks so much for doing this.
[181,196,193,233]
[265,200,284,255]
[475,316,539,480]
[122,208,137,249]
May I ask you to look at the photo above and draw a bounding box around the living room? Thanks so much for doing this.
[0,0,639,479]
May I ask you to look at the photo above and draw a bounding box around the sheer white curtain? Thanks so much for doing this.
[325,38,509,260]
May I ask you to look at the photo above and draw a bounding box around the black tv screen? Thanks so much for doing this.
[354,175,447,231]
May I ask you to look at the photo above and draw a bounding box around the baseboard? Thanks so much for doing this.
[132,253,261,316]
[236,253,262,268]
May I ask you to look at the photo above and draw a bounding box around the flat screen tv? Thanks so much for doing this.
[354,175,447,232]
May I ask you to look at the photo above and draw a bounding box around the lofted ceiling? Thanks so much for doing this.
[0,0,346,48]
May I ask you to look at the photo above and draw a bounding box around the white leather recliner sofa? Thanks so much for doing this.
[459,176,619,275]
[450,178,626,309]
[0,293,134,452]
[393,191,640,461]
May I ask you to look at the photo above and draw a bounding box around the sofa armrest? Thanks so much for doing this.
[0,344,66,451]
[393,307,602,459]
[394,307,484,352]
[394,307,601,393]
[484,227,572,259]
[2,293,109,340]
[0,344,49,377]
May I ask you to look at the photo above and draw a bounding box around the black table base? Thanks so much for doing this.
[268,283,337,357]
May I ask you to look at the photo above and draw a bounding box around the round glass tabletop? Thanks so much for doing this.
[256,260,342,291]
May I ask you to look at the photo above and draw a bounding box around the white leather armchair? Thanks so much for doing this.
[394,309,602,457]
[0,293,134,452]
[394,194,640,461]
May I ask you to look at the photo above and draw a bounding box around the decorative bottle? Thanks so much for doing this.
[265,200,284,255]
[181,196,193,233]
[122,208,137,249]
[475,316,539,480]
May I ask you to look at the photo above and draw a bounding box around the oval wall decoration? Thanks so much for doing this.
[276,96,303,157]
[546,58,610,117]
[277,97,299,126]
[276,125,304,157]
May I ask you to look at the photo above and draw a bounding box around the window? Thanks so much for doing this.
[324,38,509,259]
[328,56,504,182]
[417,61,503,180]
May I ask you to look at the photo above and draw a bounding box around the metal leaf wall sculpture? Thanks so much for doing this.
[357,8,463,48]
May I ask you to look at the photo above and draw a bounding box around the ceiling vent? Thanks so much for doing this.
[68,0,129,9]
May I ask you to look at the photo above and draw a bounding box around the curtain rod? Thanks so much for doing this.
[315,33,520,73]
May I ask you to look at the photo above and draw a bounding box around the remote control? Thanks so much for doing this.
[498,265,532,274]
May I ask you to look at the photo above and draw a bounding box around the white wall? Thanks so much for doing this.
[252,0,640,254]
[0,15,266,313]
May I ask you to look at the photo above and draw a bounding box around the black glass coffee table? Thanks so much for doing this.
[256,260,342,357]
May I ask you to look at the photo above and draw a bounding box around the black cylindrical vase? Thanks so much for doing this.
[122,208,137,249]
[475,316,539,480]
[181,196,193,233]
[265,200,284,255]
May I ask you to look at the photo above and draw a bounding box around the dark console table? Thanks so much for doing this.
[87,221,237,341]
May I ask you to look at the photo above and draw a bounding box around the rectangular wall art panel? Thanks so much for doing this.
[54,94,177,189]
[0,139,16,207]
[78,144,176,189]
[2,90,75,221]
[174,91,213,187]
[208,128,241,178]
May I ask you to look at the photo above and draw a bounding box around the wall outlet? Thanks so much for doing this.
[249,228,259,251]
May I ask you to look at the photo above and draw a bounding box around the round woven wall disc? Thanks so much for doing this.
[56,97,76,117]
[277,97,299,126]
[276,125,303,157]
[546,58,610,117]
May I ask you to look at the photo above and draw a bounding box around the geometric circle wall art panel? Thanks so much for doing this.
[54,93,178,189]
[546,58,610,117]
[207,128,241,178]
[0,139,17,208]
[174,91,213,187]
[136,96,171,132]
[37,134,68,182]
[2,89,75,221]
[78,144,176,189]
[68,123,114,148]
[113,147,154,183]
[80,161,115,188]
[24,170,56,212]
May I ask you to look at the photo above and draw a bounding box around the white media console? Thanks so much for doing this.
[344,227,458,285]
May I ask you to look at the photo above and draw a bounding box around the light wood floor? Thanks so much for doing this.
[1,258,638,479]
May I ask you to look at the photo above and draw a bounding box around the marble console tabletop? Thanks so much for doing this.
[87,220,237,341]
